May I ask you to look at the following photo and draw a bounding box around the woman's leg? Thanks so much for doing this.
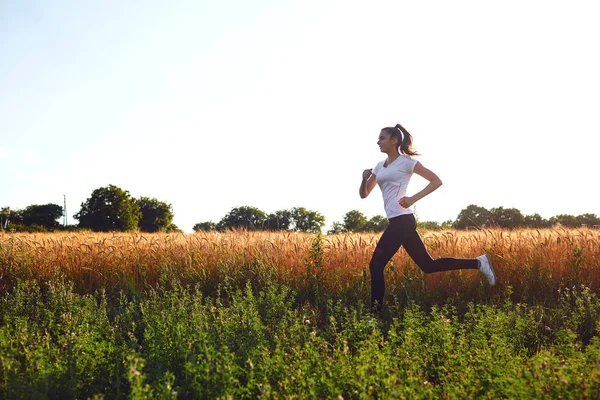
[369,217,406,312]
[401,215,478,273]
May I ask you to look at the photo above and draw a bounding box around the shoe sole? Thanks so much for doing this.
[484,254,496,286]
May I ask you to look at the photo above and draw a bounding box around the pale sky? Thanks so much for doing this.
[1,0,599,232]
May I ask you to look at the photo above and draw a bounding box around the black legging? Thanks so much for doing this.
[369,213,478,311]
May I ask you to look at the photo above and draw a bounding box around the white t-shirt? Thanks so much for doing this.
[373,155,419,219]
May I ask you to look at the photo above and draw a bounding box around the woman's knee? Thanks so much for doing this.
[369,248,387,273]
[369,260,384,279]
[416,259,436,274]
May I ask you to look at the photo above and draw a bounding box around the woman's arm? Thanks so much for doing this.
[360,169,377,199]
[399,162,442,208]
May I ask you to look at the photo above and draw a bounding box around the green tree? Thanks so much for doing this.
[289,207,326,233]
[193,221,217,232]
[523,213,550,228]
[266,210,293,230]
[1,207,23,230]
[75,185,141,232]
[441,219,454,229]
[453,204,493,229]
[56,224,80,232]
[216,206,267,231]
[327,221,347,234]
[418,221,442,230]
[137,197,174,232]
[165,223,182,233]
[343,210,368,232]
[363,215,389,232]
[549,214,579,228]
[21,203,63,229]
[1,207,11,230]
[490,206,525,229]
[576,213,600,227]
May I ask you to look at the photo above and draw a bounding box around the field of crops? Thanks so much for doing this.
[1,228,599,398]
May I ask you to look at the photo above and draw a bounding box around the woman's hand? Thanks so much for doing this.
[399,196,415,208]
[360,169,376,199]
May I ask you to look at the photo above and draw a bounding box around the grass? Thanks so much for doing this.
[0,228,599,398]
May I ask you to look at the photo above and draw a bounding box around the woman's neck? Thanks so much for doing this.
[386,151,400,163]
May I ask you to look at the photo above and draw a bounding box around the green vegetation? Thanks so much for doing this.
[1,277,599,399]
[1,229,599,398]
[205,206,326,233]
[137,197,175,233]
[75,185,142,232]
[453,205,600,230]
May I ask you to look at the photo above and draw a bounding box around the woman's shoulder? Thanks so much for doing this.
[395,155,418,173]
[400,155,418,165]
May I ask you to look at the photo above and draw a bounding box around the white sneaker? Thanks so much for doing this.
[477,254,496,286]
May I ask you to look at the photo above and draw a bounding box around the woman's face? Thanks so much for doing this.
[377,130,397,153]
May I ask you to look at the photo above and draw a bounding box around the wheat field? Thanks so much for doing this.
[1,228,599,305]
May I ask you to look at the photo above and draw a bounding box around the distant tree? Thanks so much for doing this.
[441,220,454,229]
[165,223,182,233]
[327,221,347,235]
[549,214,579,228]
[56,224,80,232]
[523,213,551,228]
[343,210,368,232]
[418,221,442,230]
[137,197,174,232]
[21,203,63,229]
[453,205,493,229]
[1,207,24,230]
[490,207,525,229]
[75,185,141,232]
[1,207,11,230]
[576,213,600,227]
[216,206,268,231]
[363,215,389,232]
[289,207,326,233]
[266,210,293,230]
[193,221,217,232]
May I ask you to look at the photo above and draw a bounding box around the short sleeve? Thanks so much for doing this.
[407,157,418,173]
[373,161,382,175]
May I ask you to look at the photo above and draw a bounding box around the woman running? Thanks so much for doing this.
[360,123,495,312]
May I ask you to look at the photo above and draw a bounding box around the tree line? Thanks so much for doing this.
[452,204,600,230]
[2,184,599,233]
[1,185,178,233]
[193,206,326,233]
[194,204,600,233]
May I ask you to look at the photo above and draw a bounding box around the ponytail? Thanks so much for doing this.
[382,123,420,156]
